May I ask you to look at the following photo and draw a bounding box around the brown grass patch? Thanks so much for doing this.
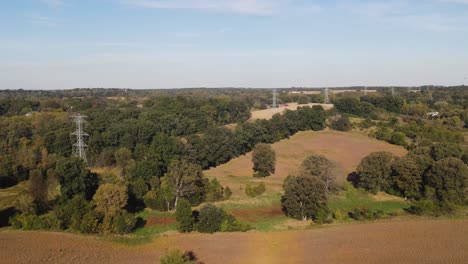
[230,206,283,222]
[145,216,176,227]
[250,103,334,120]
[205,130,407,198]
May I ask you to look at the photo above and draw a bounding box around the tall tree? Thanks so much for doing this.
[56,157,98,200]
[391,156,423,199]
[355,152,395,194]
[282,176,328,221]
[424,157,467,204]
[161,160,204,208]
[175,198,194,233]
[252,143,276,177]
[299,155,336,193]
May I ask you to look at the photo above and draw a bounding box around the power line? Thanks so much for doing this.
[71,114,88,165]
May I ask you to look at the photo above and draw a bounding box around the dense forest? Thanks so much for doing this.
[0,86,466,235]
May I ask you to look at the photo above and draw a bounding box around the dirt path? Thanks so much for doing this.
[1,219,467,264]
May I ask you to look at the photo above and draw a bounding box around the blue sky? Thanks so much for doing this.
[0,0,467,89]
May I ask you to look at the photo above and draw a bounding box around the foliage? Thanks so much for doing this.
[92,183,128,215]
[299,155,336,193]
[355,152,395,194]
[220,214,252,232]
[196,203,225,233]
[330,115,352,131]
[205,178,224,202]
[348,207,385,221]
[252,143,276,177]
[391,156,423,199]
[282,176,328,221]
[101,210,136,235]
[175,199,193,233]
[160,250,199,264]
[424,157,467,205]
[56,157,98,200]
[245,182,266,197]
[223,186,232,200]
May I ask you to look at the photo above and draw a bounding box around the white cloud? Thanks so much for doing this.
[40,0,65,8]
[123,0,296,15]
[26,14,57,26]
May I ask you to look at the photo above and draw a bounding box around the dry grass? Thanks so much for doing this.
[250,103,334,120]
[204,130,407,198]
[1,219,467,264]
[0,182,28,210]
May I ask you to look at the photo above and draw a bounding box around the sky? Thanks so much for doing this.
[0,0,467,89]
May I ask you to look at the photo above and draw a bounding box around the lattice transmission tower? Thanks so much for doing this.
[324,87,330,104]
[272,88,277,108]
[71,114,89,164]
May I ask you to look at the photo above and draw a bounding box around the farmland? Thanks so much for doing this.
[1,218,467,264]
[250,103,334,120]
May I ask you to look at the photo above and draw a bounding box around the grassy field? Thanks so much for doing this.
[0,181,28,210]
[205,130,407,199]
[250,103,334,120]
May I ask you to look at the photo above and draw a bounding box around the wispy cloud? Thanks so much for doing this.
[40,0,65,8]
[26,14,57,26]
[341,1,467,32]
[122,0,298,15]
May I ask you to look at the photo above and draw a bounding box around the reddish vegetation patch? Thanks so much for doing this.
[230,206,283,222]
[145,216,176,227]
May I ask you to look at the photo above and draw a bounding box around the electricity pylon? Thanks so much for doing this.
[272,88,277,108]
[324,87,330,104]
[71,114,89,164]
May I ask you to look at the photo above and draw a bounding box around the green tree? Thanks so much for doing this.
[299,155,336,193]
[28,169,48,211]
[92,184,128,215]
[197,204,225,233]
[330,116,352,131]
[391,156,423,199]
[252,143,276,177]
[56,157,98,200]
[282,176,328,221]
[355,152,395,194]
[114,147,133,168]
[161,160,204,209]
[424,157,467,204]
[430,143,464,161]
[223,186,232,200]
[205,178,224,202]
[175,199,193,233]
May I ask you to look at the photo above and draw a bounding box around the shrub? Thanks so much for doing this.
[330,116,352,131]
[252,144,276,177]
[175,199,194,233]
[220,214,251,232]
[93,183,128,215]
[160,249,198,264]
[245,182,266,197]
[205,178,224,202]
[196,204,225,234]
[348,208,384,221]
[79,210,101,234]
[223,186,232,200]
[101,210,136,235]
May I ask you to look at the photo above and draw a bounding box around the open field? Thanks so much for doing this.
[0,182,27,210]
[290,90,378,95]
[250,103,334,120]
[205,130,407,199]
[1,218,467,264]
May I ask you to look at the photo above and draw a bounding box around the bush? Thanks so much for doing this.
[160,249,198,264]
[245,182,266,197]
[196,204,225,234]
[223,186,232,200]
[205,178,224,202]
[330,116,352,131]
[79,210,101,234]
[348,208,384,221]
[176,199,194,233]
[220,214,251,232]
[9,212,61,230]
[101,210,136,235]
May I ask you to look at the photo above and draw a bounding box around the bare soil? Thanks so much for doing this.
[1,219,467,264]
